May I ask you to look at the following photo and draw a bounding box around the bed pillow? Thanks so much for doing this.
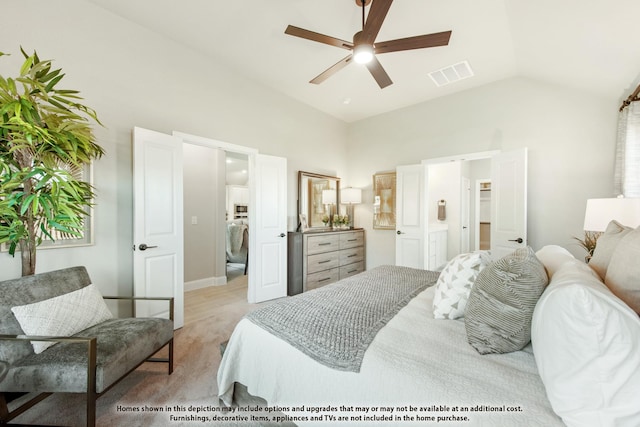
[464,246,548,354]
[432,251,491,319]
[531,259,640,427]
[535,245,575,279]
[605,226,640,314]
[11,284,113,354]
[589,220,633,280]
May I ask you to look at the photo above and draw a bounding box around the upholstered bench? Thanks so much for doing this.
[0,266,174,426]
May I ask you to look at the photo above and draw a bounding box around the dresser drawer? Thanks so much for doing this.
[340,246,364,266]
[306,268,339,291]
[339,231,364,249]
[307,251,340,274]
[307,234,340,255]
[339,261,364,279]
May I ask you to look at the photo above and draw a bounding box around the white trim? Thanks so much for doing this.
[184,275,227,292]
[172,131,258,155]
[421,150,499,165]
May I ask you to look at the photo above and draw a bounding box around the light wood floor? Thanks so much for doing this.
[184,274,249,324]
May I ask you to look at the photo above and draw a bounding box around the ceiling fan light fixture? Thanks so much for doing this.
[353,44,374,64]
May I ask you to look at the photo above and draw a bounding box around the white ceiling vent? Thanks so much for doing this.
[428,61,474,87]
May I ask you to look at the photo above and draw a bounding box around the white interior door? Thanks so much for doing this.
[491,148,528,259]
[395,164,425,268]
[249,154,287,303]
[133,127,184,328]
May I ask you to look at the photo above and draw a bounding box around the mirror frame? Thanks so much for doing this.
[297,171,340,231]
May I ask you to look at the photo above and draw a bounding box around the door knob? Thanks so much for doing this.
[508,238,524,244]
[278,233,286,238]
[396,230,405,235]
[138,243,158,251]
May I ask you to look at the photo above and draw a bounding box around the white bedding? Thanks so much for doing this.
[218,286,563,426]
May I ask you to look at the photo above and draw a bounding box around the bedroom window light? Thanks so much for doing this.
[615,86,640,196]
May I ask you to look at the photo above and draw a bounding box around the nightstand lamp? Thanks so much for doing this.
[584,197,640,232]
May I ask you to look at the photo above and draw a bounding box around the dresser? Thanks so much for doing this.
[287,229,365,295]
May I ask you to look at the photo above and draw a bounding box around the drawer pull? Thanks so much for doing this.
[318,242,332,246]
[318,260,331,264]
[347,269,358,274]
[318,277,332,282]
[347,239,357,242]
[347,254,356,258]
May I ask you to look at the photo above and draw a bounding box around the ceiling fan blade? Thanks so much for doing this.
[365,56,393,88]
[285,25,353,50]
[374,31,452,54]
[310,55,353,84]
[361,0,393,45]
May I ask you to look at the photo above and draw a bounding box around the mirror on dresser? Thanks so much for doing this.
[298,171,340,230]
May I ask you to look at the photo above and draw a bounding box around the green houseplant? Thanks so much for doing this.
[0,48,104,276]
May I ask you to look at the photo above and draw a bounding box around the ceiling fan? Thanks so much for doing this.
[284,0,452,89]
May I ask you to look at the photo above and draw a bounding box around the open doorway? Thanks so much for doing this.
[224,152,249,281]
[182,145,250,290]
[475,180,491,250]
[424,154,494,261]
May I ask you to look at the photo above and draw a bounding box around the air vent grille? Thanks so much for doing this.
[428,61,474,87]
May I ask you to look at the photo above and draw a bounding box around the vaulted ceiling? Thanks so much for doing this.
[87,0,640,122]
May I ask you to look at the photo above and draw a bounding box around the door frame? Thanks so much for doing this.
[173,131,259,300]
[474,178,491,251]
[422,150,499,261]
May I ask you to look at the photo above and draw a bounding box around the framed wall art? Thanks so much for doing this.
[373,171,396,230]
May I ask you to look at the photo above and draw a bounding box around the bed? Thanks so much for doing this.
[218,237,640,427]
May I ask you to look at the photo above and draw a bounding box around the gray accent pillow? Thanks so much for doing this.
[465,246,549,355]
[605,226,640,314]
[590,220,633,280]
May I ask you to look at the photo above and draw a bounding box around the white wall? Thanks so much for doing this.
[347,77,618,267]
[0,0,348,292]
[0,2,622,288]
[427,162,461,259]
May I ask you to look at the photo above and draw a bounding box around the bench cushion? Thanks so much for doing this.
[1,317,173,393]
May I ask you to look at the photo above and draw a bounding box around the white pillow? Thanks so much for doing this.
[531,259,640,427]
[535,245,575,279]
[432,251,491,319]
[11,284,114,354]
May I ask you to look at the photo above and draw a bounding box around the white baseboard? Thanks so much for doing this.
[184,275,227,292]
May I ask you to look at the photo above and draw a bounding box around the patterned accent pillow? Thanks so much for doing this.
[465,246,548,354]
[11,284,113,354]
[432,251,491,319]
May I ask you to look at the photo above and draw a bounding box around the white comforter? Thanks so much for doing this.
[218,286,563,426]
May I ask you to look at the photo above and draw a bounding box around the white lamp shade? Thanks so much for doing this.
[341,188,362,204]
[322,189,336,205]
[583,198,640,231]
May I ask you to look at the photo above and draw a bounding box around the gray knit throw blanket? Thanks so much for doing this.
[246,265,439,372]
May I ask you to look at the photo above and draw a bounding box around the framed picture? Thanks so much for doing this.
[1,162,94,252]
[299,213,309,232]
[373,171,396,230]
